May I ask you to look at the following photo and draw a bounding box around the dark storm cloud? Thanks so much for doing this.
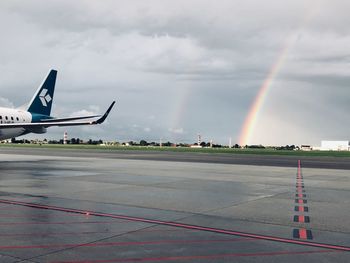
[0,0,350,145]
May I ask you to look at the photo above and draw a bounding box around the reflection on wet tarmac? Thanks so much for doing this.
[0,148,349,262]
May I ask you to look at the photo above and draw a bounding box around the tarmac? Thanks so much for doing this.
[0,147,349,262]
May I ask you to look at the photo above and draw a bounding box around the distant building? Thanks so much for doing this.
[300,145,312,151]
[320,141,349,151]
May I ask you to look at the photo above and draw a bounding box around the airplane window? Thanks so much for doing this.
[5,116,8,120]
[0,116,2,119]
[11,117,14,120]
[16,117,19,121]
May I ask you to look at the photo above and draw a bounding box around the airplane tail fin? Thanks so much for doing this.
[27,69,57,116]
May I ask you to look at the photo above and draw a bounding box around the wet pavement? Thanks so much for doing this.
[0,148,349,262]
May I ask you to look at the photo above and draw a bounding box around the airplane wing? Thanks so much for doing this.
[0,101,115,129]
[39,115,101,123]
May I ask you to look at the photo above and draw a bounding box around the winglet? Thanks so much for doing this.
[94,101,116,124]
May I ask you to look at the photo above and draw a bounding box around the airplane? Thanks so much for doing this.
[0,69,115,141]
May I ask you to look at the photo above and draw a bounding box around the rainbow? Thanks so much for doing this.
[169,83,192,142]
[238,8,316,146]
[238,43,291,146]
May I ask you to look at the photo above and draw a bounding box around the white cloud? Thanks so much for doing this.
[0,97,14,108]
[69,105,100,117]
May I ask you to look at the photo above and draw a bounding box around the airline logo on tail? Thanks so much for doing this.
[39,89,52,107]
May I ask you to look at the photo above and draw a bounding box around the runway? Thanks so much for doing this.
[3,147,350,169]
[0,147,349,262]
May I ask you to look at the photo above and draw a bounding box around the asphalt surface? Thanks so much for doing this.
[0,147,349,262]
[2,147,350,169]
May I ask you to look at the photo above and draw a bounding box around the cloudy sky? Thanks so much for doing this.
[1,0,350,146]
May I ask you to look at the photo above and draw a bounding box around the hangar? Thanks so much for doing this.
[320,140,350,151]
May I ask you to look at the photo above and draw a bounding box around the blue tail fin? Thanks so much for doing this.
[27,69,57,116]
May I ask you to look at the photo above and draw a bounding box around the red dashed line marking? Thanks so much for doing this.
[295,206,309,213]
[295,199,307,204]
[294,215,310,223]
[293,229,313,240]
[293,160,312,240]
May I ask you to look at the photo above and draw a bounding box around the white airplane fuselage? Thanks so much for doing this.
[0,107,32,140]
[0,69,115,141]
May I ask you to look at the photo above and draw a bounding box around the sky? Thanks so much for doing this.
[1,0,350,146]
